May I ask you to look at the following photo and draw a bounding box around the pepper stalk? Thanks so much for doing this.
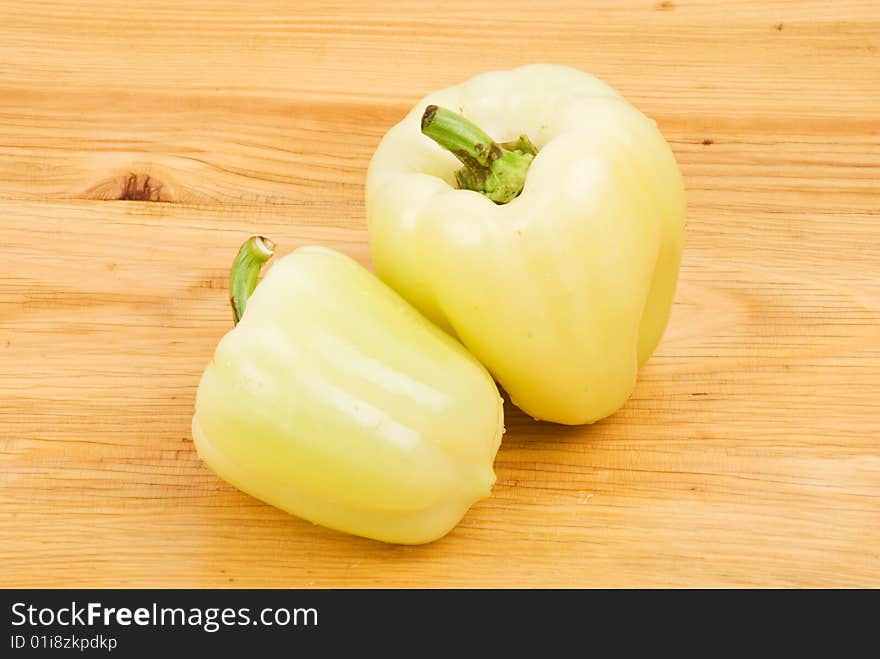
[230,236,275,325]
[420,105,537,204]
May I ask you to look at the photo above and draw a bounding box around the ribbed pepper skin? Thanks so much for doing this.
[192,247,504,544]
[366,64,686,425]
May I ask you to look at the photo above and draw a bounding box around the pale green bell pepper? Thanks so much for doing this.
[366,64,686,424]
[192,237,504,544]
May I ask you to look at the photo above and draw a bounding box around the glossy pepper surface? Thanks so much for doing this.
[192,238,504,544]
[366,64,686,424]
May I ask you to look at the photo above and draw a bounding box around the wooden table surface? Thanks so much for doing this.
[1,0,878,588]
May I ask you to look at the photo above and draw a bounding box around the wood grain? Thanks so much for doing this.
[1,0,878,588]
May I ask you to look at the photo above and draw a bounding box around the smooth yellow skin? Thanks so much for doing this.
[192,247,504,544]
[367,64,686,425]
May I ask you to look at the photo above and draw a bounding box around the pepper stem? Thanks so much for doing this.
[420,105,537,204]
[230,236,275,325]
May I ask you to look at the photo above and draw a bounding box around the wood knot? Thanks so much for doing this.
[83,172,171,202]
[655,1,674,10]
[119,173,162,201]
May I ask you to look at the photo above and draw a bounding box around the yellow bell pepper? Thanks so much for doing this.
[366,64,686,425]
[192,237,504,544]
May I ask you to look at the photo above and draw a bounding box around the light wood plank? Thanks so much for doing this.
[1,0,878,587]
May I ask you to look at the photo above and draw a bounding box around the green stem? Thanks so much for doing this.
[230,235,275,325]
[420,105,537,204]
